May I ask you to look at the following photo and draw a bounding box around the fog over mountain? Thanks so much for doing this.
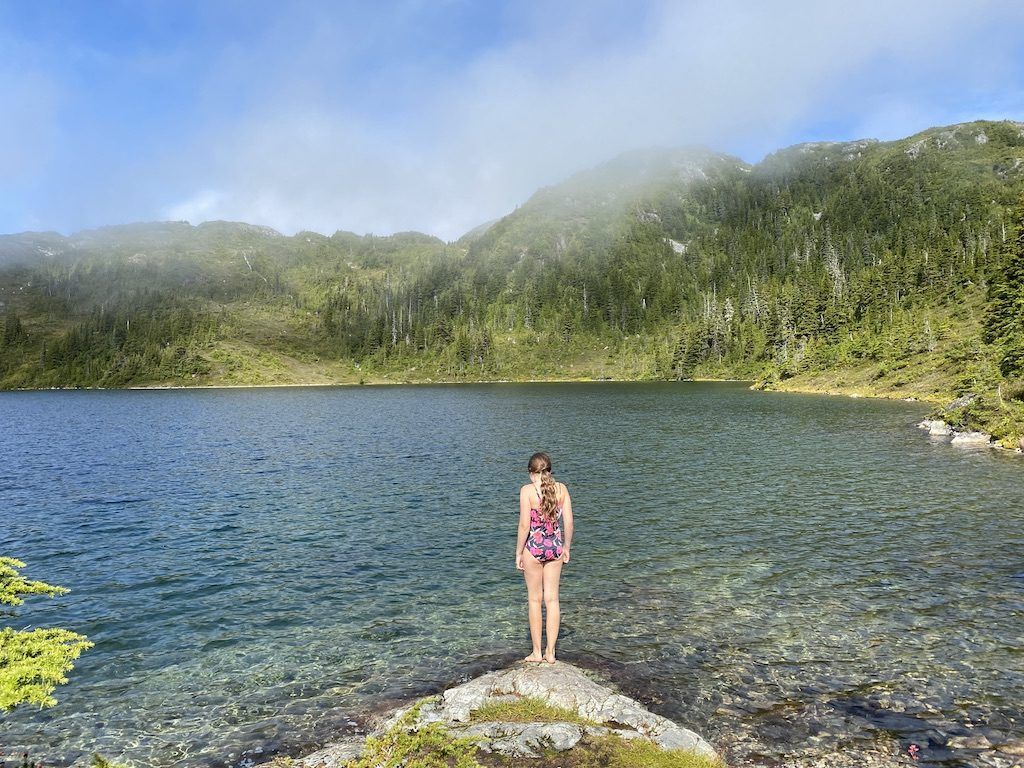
[2,0,1023,239]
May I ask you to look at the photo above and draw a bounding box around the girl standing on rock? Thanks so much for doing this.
[516,452,573,664]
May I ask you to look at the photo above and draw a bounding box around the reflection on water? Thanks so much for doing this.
[1,383,1021,767]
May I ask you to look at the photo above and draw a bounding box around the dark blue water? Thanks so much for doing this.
[1,383,1021,767]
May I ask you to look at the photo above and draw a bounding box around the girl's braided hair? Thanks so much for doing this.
[528,452,559,522]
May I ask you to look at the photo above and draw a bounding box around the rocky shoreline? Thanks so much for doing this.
[754,376,1024,454]
[253,661,1024,768]
[266,662,721,768]
[916,392,1024,454]
[916,417,1003,447]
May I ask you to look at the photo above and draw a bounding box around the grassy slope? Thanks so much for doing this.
[760,292,983,404]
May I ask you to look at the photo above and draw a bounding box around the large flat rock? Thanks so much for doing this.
[390,661,718,759]
[457,721,644,758]
[295,660,719,766]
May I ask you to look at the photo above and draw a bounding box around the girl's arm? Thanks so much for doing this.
[515,485,531,570]
[561,484,574,562]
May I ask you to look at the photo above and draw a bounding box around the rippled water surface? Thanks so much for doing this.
[2,383,1022,767]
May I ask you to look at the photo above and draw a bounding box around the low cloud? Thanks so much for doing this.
[6,0,1024,238]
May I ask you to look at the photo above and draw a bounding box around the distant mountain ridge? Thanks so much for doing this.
[4,119,1020,255]
[0,147,743,259]
[2,119,1023,445]
[6,121,1022,247]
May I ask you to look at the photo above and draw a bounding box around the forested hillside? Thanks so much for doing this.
[2,120,1023,444]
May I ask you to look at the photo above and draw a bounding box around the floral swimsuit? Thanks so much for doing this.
[525,487,564,563]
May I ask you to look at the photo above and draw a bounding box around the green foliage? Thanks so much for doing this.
[584,732,724,768]
[0,557,93,712]
[984,195,1024,377]
[347,698,483,768]
[941,389,1024,448]
[1,310,28,348]
[26,298,217,388]
[469,695,599,726]
[0,556,69,607]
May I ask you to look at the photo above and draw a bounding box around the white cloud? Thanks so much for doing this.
[164,189,225,224]
[8,0,1024,238]
[0,69,60,181]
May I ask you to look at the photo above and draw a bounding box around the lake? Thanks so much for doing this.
[1,382,1021,767]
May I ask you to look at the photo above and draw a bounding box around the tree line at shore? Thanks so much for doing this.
[1,120,1023,442]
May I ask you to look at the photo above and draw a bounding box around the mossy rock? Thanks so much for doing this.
[288,663,723,768]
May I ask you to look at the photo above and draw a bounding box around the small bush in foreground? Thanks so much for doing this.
[347,698,482,768]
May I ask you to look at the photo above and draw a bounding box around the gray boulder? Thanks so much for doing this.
[459,721,585,756]
[456,721,644,758]
[950,430,992,446]
[292,661,719,766]
[947,393,977,409]
[294,736,364,768]
[917,419,952,436]
[946,733,992,749]
[420,661,718,758]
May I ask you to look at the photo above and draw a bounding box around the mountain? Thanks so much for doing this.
[2,120,1023,445]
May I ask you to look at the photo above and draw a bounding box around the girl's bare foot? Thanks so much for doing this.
[543,651,556,664]
[523,652,543,663]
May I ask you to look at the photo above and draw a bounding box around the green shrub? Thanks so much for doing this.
[347,698,482,768]
[0,557,93,711]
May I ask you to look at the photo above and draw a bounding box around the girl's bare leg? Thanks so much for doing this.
[542,560,563,663]
[522,550,544,661]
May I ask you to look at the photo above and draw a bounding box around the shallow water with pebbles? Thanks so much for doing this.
[1,382,1021,768]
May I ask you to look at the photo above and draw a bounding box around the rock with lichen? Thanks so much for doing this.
[288,661,720,767]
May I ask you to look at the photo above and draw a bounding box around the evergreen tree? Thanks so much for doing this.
[0,557,93,711]
[1,311,28,348]
[984,197,1024,377]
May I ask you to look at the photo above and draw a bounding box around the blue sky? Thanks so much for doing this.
[2,0,1023,239]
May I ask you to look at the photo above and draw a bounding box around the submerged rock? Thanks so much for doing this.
[997,738,1024,756]
[950,431,992,446]
[947,734,993,749]
[918,419,953,436]
[293,661,719,766]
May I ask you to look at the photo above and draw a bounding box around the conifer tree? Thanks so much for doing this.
[0,557,93,711]
[1,311,27,348]
[984,197,1024,377]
